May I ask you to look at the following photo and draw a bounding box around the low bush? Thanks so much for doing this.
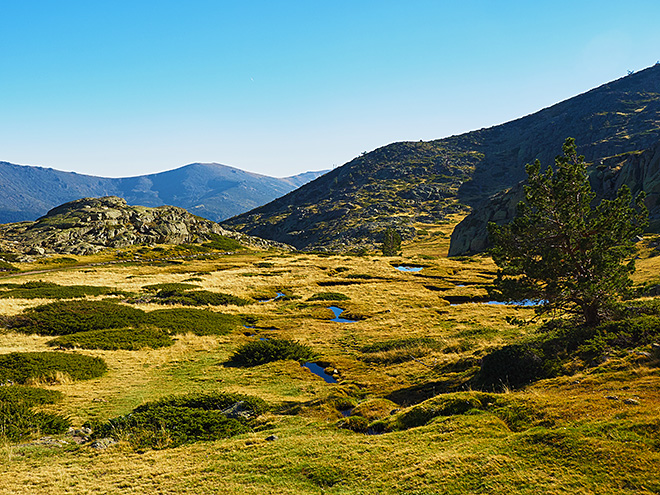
[478,344,550,389]
[229,338,316,366]
[307,292,350,301]
[202,234,244,252]
[143,308,241,336]
[360,337,443,364]
[0,281,117,299]
[133,391,268,416]
[0,385,63,406]
[87,391,267,449]
[153,289,250,306]
[0,260,18,272]
[0,352,107,384]
[47,327,174,350]
[142,282,200,293]
[7,300,145,336]
[0,401,71,442]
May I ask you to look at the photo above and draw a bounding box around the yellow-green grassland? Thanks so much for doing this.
[1,218,659,494]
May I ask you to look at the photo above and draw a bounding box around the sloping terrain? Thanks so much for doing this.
[449,138,660,255]
[223,65,660,252]
[0,196,289,257]
[0,161,326,224]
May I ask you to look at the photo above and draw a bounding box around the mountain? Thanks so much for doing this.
[0,161,327,224]
[221,64,660,252]
[0,196,291,257]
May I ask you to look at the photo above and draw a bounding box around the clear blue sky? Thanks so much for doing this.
[1,0,659,178]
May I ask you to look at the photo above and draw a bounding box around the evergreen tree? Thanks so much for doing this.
[488,138,647,326]
[381,227,402,256]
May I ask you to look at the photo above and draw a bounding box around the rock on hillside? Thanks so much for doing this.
[223,65,660,252]
[448,139,660,256]
[0,196,291,257]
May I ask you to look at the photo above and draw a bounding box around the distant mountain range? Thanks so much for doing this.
[0,161,327,224]
[222,64,660,252]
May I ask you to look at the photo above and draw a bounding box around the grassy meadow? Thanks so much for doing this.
[0,218,659,494]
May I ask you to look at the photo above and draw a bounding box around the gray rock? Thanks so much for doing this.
[265,435,278,441]
[89,437,118,450]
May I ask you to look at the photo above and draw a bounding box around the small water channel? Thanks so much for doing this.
[485,299,542,307]
[258,292,286,303]
[328,306,357,323]
[302,362,337,383]
[394,266,423,272]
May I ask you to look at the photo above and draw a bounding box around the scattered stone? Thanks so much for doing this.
[220,401,254,420]
[89,438,118,450]
[265,435,278,442]
[605,395,619,401]
[624,398,640,405]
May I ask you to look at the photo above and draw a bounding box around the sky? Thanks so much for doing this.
[1,0,660,179]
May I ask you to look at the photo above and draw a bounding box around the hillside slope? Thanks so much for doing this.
[222,65,660,252]
[0,161,326,224]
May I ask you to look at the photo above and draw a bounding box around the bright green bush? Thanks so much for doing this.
[0,352,107,384]
[229,338,316,366]
[143,308,240,335]
[7,300,145,336]
[0,401,71,442]
[0,281,116,299]
[47,327,174,350]
[154,289,250,306]
[478,344,548,389]
[88,391,267,449]
[202,234,244,252]
[142,283,200,293]
[0,385,63,406]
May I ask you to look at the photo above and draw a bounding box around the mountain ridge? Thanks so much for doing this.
[0,161,327,224]
[222,65,660,251]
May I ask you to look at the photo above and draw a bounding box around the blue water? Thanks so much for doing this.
[302,362,337,383]
[395,266,423,272]
[485,299,542,307]
[328,306,357,323]
[258,292,286,303]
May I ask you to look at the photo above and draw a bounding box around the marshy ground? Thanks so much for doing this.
[0,217,659,494]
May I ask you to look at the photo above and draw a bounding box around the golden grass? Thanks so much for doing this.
[0,225,658,493]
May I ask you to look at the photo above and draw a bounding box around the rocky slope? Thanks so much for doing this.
[0,162,327,224]
[0,196,290,257]
[223,65,660,252]
[448,139,660,256]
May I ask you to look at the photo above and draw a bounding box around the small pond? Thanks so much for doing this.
[485,299,542,307]
[394,266,423,272]
[328,306,357,323]
[302,362,337,383]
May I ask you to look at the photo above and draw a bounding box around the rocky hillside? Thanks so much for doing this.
[0,161,327,224]
[449,138,660,256]
[0,196,290,257]
[222,65,660,252]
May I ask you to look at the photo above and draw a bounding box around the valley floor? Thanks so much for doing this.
[0,219,658,494]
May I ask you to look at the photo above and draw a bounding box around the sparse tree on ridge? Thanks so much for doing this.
[381,227,402,256]
[488,137,648,326]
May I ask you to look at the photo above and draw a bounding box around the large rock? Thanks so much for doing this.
[0,196,292,256]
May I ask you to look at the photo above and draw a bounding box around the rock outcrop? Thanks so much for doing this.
[449,139,660,256]
[0,196,291,256]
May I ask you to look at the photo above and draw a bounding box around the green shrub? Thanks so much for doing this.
[360,337,443,364]
[0,281,116,299]
[88,391,267,449]
[203,234,243,252]
[133,391,268,416]
[0,401,71,442]
[8,300,145,336]
[142,283,200,293]
[479,344,550,389]
[47,327,174,350]
[0,385,63,406]
[361,337,442,353]
[229,338,316,366]
[307,292,350,301]
[0,260,18,272]
[143,308,241,336]
[154,289,249,306]
[0,352,107,384]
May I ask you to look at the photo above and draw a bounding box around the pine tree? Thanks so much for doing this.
[488,138,648,326]
[381,227,402,256]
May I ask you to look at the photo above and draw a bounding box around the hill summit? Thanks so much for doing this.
[0,196,288,257]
